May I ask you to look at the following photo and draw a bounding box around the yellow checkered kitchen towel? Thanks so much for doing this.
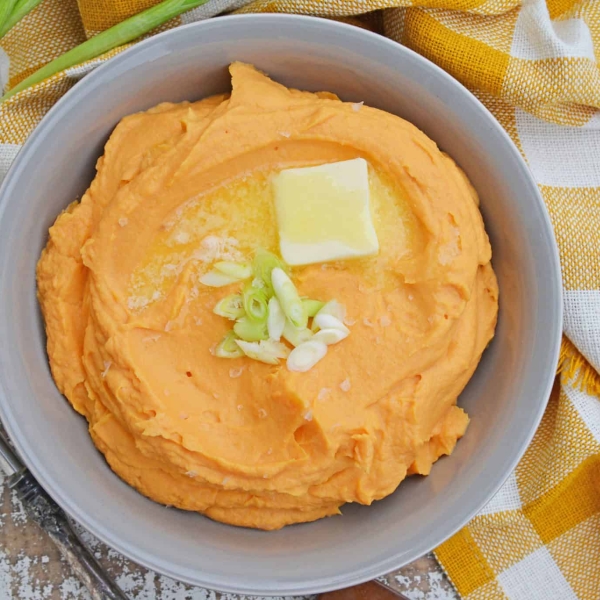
[1,1,599,598]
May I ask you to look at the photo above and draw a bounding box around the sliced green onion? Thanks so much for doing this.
[242,282,268,322]
[271,267,307,329]
[234,317,268,342]
[313,328,349,345]
[235,340,290,365]
[282,320,314,347]
[267,297,285,341]
[214,261,252,280]
[200,270,240,287]
[213,294,244,320]
[316,300,346,321]
[313,313,350,334]
[302,298,325,317]
[252,249,288,293]
[215,331,244,358]
[287,340,328,372]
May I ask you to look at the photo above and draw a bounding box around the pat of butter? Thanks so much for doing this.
[272,158,379,266]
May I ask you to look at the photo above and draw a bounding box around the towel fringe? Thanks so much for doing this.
[557,337,600,399]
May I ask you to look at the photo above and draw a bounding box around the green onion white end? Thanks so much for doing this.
[287,340,328,372]
[271,267,307,330]
[236,339,290,365]
[267,297,285,341]
[282,321,314,347]
[200,270,242,287]
[214,261,252,280]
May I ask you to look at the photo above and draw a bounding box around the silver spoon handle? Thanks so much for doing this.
[10,471,128,600]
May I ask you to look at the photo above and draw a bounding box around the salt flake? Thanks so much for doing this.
[101,361,111,378]
[229,367,244,379]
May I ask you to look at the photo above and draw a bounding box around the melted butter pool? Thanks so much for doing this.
[127,164,423,311]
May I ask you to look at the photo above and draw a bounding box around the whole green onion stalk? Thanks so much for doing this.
[0,0,19,40]
[1,0,212,102]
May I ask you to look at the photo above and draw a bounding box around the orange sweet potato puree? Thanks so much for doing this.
[37,63,498,530]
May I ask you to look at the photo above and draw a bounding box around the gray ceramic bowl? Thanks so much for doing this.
[0,14,561,596]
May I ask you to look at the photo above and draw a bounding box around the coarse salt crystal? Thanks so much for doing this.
[186,470,197,478]
[118,217,128,227]
[143,334,161,343]
[279,131,291,138]
[165,320,175,332]
[194,316,203,326]
[229,367,244,379]
[318,388,331,401]
[258,408,267,419]
[174,231,191,244]
[304,410,313,421]
[352,101,364,112]
[340,378,351,392]
[237,404,243,411]
[222,477,230,485]
[408,294,414,301]
[101,361,111,378]
[427,316,434,324]
[380,315,391,327]
[363,318,374,327]
[344,316,357,326]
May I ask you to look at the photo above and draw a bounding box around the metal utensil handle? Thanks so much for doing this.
[11,471,128,600]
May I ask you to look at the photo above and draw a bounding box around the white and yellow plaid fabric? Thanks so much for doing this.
[1,1,599,598]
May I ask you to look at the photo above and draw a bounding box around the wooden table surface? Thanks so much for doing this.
[0,430,457,600]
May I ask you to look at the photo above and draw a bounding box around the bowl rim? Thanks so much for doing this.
[0,12,563,595]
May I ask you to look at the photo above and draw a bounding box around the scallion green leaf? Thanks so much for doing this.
[0,0,19,39]
[302,298,325,318]
[242,282,268,322]
[252,248,287,294]
[1,0,212,102]
[234,317,268,342]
